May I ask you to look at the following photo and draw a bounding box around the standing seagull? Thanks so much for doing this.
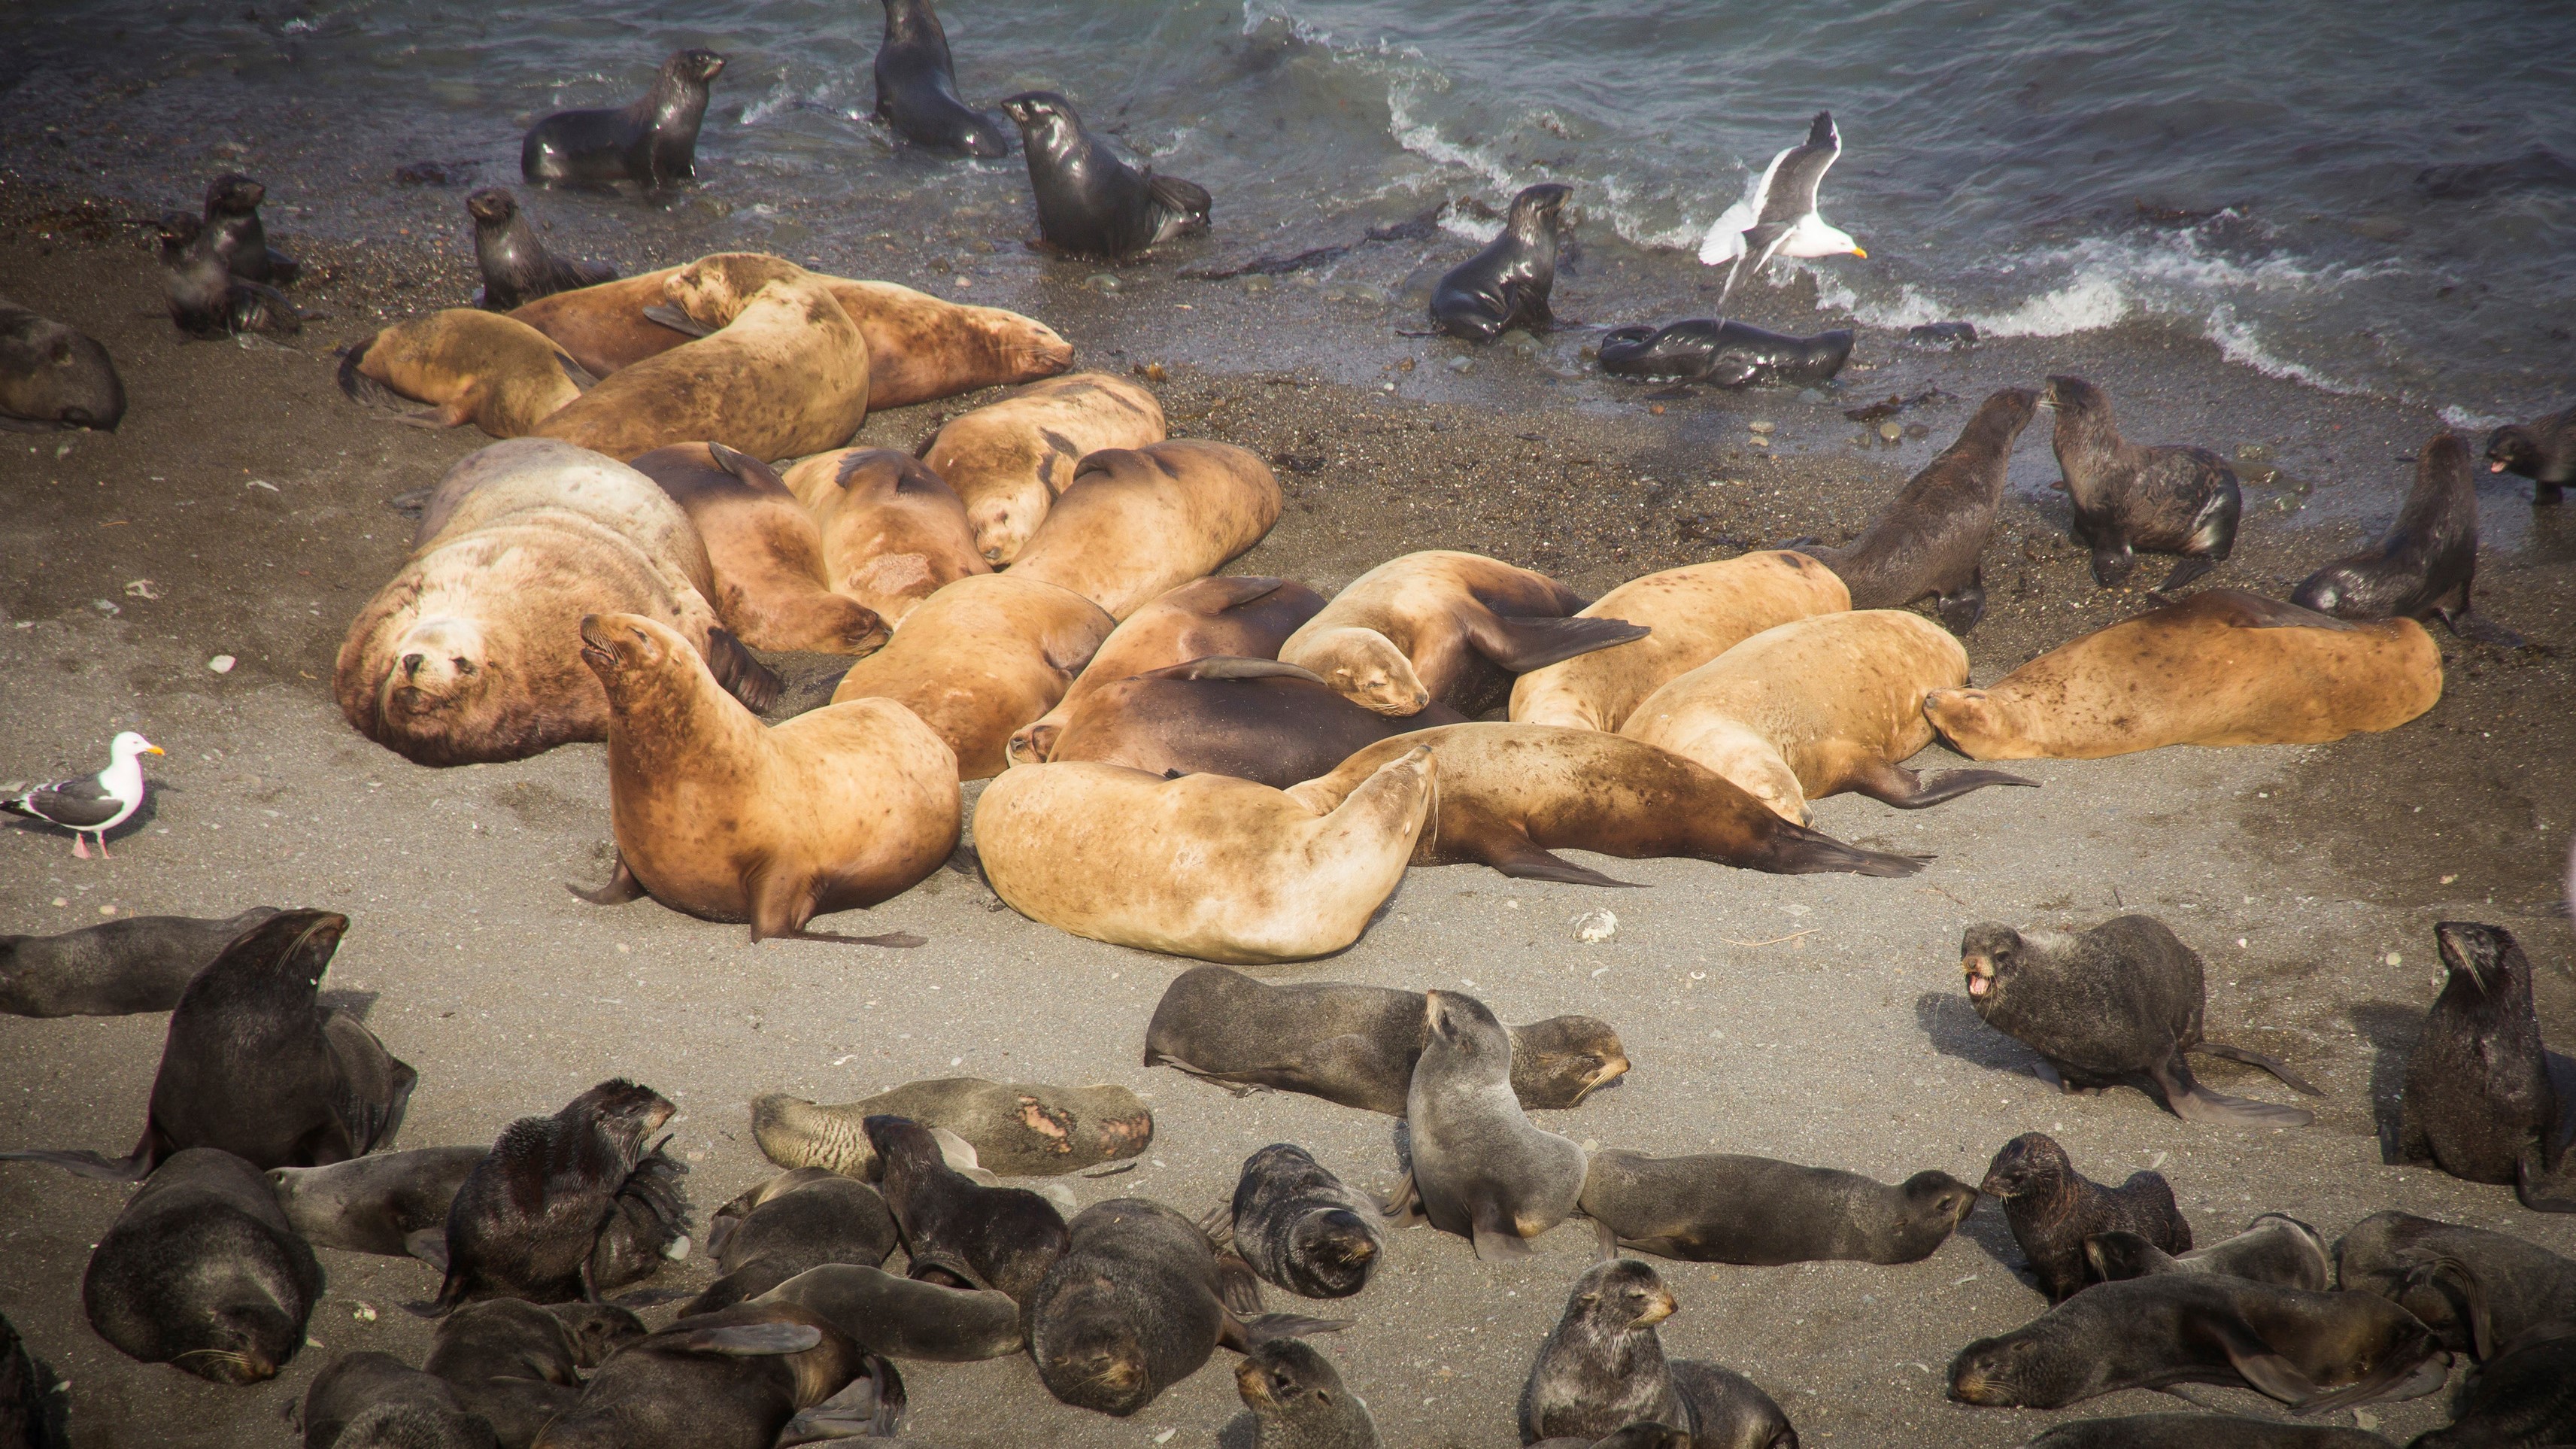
[3,732,162,859]
[1698,111,1864,304]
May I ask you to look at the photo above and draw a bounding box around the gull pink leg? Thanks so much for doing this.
[72,834,89,859]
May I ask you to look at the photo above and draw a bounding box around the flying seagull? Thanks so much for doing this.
[1698,111,1864,304]
[4,731,162,858]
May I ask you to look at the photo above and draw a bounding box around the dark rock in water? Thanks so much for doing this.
[2416,147,2576,200]
[1904,321,1979,350]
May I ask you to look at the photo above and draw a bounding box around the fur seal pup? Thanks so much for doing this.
[863,1115,1069,1302]
[2040,375,2241,592]
[1519,1258,1797,1447]
[521,49,726,192]
[1233,1338,1380,1449]
[827,572,1115,778]
[630,442,890,654]
[750,1077,1153,1179]
[1035,658,1469,787]
[1431,182,1572,342]
[424,1300,645,1448]
[569,612,952,944]
[0,293,124,430]
[2293,433,2518,643]
[1795,387,2037,633]
[682,1169,900,1314]
[83,1147,322,1384]
[1946,1274,2450,1412]
[1923,590,2443,760]
[2410,1322,2576,1449]
[1010,576,1327,764]
[527,1303,883,1449]
[508,267,687,377]
[1597,319,1853,388]
[2394,921,2571,1210]
[156,212,297,338]
[1621,610,2034,823]
[269,1145,491,1259]
[1391,990,1590,1260]
[873,0,1009,156]
[2334,1211,2576,1356]
[1283,551,1645,718]
[202,173,297,284]
[1221,1144,1385,1301]
[1961,916,2322,1125]
[999,92,1210,258]
[1509,552,1851,733]
[337,308,595,437]
[916,371,1168,565]
[1282,724,1929,886]
[467,188,616,311]
[1579,1150,1977,1266]
[2084,1213,2330,1292]
[2024,1414,2396,1447]
[1008,440,1285,619]
[2485,402,2574,504]
[778,447,989,627]
[1980,1133,2190,1302]
[1028,1198,1343,1417]
[0,906,277,1016]
[758,1264,1024,1361]
[300,1352,493,1449]
[975,749,1434,964]
[1,910,412,1180]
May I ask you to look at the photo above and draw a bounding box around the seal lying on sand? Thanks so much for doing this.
[630,442,891,655]
[828,573,1115,779]
[338,308,595,438]
[0,907,278,1017]
[779,447,988,628]
[83,1148,323,1384]
[1580,1151,1979,1266]
[749,1077,1153,1179]
[0,293,124,430]
[915,371,1167,565]
[1009,576,1325,764]
[1034,658,1468,788]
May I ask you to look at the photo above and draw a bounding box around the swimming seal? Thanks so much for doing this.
[1143,966,1628,1115]
[2024,1414,2397,1448]
[1035,657,1469,788]
[872,0,1009,156]
[468,187,616,311]
[748,1077,1154,1178]
[682,1169,900,1314]
[521,49,726,192]
[424,1299,646,1447]
[2333,1210,2576,1356]
[1010,576,1326,764]
[202,173,298,285]
[1283,551,1644,718]
[1795,387,2037,633]
[1923,590,2442,761]
[1579,1150,1977,1266]
[2040,374,2241,592]
[2293,433,2517,643]
[827,572,1115,778]
[975,749,1434,964]
[2484,402,2574,504]
[0,906,278,1017]
[1008,439,1285,619]
[1509,552,1850,733]
[863,1115,1069,1302]
[1961,916,2322,1126]
[916,371,1167,565]
[527,1302,882,1449]
[156,212,297,338]
[2394,922,2571,1211]
[0,910,412,1180]
[1519,1257,1796,1447]
[1390,990,1591,1261]
[2084,1213,2330,1292]
[337,308,596,437]
[1597,319,1852,388]
[998,92,1210,258]
[1233,1338,1382,1449]
[268,1145,491,1259]
[1221,1144,1385,1301]
[630,442,891,654]
[778,446,988,627]
[300,1352,493,1449]
[1620,610,2036,824]
[0,294,124,430]
[1431,182,1571,342]
[83,1147,322,1384]
[1980,1132,2189,1302]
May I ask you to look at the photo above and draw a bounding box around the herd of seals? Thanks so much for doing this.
[3,1,2575,1445]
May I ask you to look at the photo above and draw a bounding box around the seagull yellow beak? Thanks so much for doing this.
[1851,247,1868,259]
[144,746,165,755]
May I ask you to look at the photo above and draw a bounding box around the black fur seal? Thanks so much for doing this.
[683,1168,898,1314]
[467,189,615,311]
[2394,921,2571,1211]
[1145,966,1628,1115]
[424,1299,645,1449]
[1596,319,1852,388]
[863,1114,1067,1304]
[2293,433,2519,644]
[0,293,125,431]
[0,906,277,1016]
[873,0,1009,157]
[0,909,413,1180]
[1962,916,2322,1126]
[2039,375,2241,592]
[1386,990,1591,1261]
[1795,387,2037,633]
[1579,1150,1977,1266]
[2023,1414,2395,1447]
[2399,1259,2576,1449]
[1980,1132,2190,1302]
[1431,183,1571,342]
[300,1351,494,1449]
[2333,1210,2576,1357]
[1220,1144,1385,1300]
[998,91,1209,259]
[202,174,298,285]
[83,1147,321,1384]
[269,1144,491,1259]
[529,1302,891,1449]
[1233,1338,1382,1449]
[156,212,298,338]
[521,49,727,192]
[2485,402,2574,504]
[757,1262,1025,1361]
[2083,1212,2330,1291]
[0,1311,65,1449]
[1519,1257,1796,1448]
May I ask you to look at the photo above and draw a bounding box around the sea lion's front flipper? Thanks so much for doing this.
[1463,612,1651,674]
[1934,573,1986,635]
[2192,1042,2323,1096]
[2150,554,2215,594]
[566,854,648,906]
[1378,1169,1422,1223]
[1591,1217,1620,1262]
[1470,817,1640,889]
[667,1323,826,1357]
[641,303,714,338]
[2150,1053,2314,1128]
[2444,609,2530,650]
[1846,758,2038,810]
[2204,1317,2329,1405]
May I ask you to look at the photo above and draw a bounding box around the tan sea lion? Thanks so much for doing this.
[1923,590,2443,761]
[779,447,990,627]
[750,1078,1154,1177]
[1007,576,1327,764]
[533,275,870,462]
[974,750,1436,964]
[336,308,593,437]
[830,573,1116,779]
[568,612,956,944]
[1620,610,2035,823]
[629,442,891,655]
[509,266,687,377]
[1006,440,1284,618]
[1509,551,1849,731]
[1282,551,1647,717]
[916,371,1167,564]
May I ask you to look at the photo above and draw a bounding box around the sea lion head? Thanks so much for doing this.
[2433,921,2528,1000]
[204,174,265,217]
[1039,1302,1152,1416]
[1288,1206,1379,1285]
[171,1299,301,1385]
[465,187,516,226]
[381,615,499,730]
[1506,181,1573,238]
[216,908,349,992]
[1297,627,1430,716]
[1900,1170,1981,1234]
[1233,1338,1349,1419]
[1977,1132,2071,1205]
[667,48,727,87]
[1922,685,2013,760]
[1508,1014,1631,1107]
[998,92,1082,156]
[1567,1257,1679,1333]
[576,610,683,697]
[666,252,809,329]
[2483,424,2539,477]
[1422,989,1511,1075]
[1946,1328,2045,1405]
[1958,922,2025,1010]
[562,1077,678,1161]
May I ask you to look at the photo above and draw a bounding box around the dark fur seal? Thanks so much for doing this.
[269,1145,490,1259]
[1962,916,2322,1126]
[202,174,298,285]
[423,1299,644,1449]
[1431,183,1571,342]
[863,1115,1069,1304]
[1221,1144,1385,1300]
[1795,387,2037,633]
[1233,1339,1381,1449]
[529,1302,889,1449]
[999,92,1209,259]
[2023,1414,2395,1448]
[873,0,1009,157]
[83,1147,321,1384]
[750,1077,1154,1178]
[757,1263,1024,1361]
[521,49,726,192]
[1028,1198,1343,1417]
[2485,402,2574,504]
[156,212,298,338]
[2395,922,2571,1211]
[300,1352,493,1449]
[1946,1274,2450,1412]
[1041,658,1470,787]
[1528,1427,1692,1449]
[0,293,124,431]
[0,910,413,1180]
[1144,966,1628,1116]
[0,906,277,1016]
[2334,1211,2576,1357]
[1387,991,1589,1261]
[2294,433,2517,644]
[2403,1286,2576,1449]
[2084,1213,2329,1292]
[0,1311,65,1449]
[2040,375,2240,592]
[1596,319,1852,388]
[1980,1132,2190,1302]
[682,1168,899,1314]
[1519,1258,1796,1448]
[1579,1150,1977,1266]
[467,189,615,311]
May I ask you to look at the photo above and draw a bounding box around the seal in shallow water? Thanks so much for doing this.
[521,49,727,192]
[1597,318,1853,387]
[999,92,1211,259]
[2040,374,2241,593]
[1431,183,1571,342]
[872,0,1010,156]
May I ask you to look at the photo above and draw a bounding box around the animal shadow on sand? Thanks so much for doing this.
[1914,990,2040,1075]
[2347,1000,2420,1160]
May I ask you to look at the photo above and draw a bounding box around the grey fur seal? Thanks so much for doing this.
[750,1077,1154,1178]
[1980,1132,2190,1302]
[1220,1144,1385,1300]
[424,1299,645,1449]
[1431,183,1571,342]
[202,174,298,285]
[1386,990,1588,1261]
[526,1302,888,1449]
[2394,921,2572,1211]
[2294,433,2519,644]
[757,1263,1026,1362]
[999,92,1209,259]
[1232,1338,1381,1449]
[269,1145,491,1259]
[2022,1414,2395,1447]
[2483,402,2574,504]
[0,293,124,430]
[1795,387,2037,633]
[1597,319,1852,388]
[863,1115,1068,1303]
[1519,1257,1796,1447]
[873,0,1009,157]
[521,49,726,192]
[1579,1150,1977,1266]
[0,907,278,1016]
[2040,375,2241,592]
[300,1351,494,1449]
[2084,1213,2329,1292]
[156,212,297,338]
[683,1168,900,1314]
[468,188,616,311]
[83,1147,321,1384]
[2333,1210,2576,1356]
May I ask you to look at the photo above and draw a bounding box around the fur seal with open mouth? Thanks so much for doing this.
[2040,374,2241,593]
[999,92,1210,258]
[1431,183,1571,342]
[522,49,726,192]
[2483,402,2574,505]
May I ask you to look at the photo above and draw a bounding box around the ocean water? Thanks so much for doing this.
[11,0,2574,419]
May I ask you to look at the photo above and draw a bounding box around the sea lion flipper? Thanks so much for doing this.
[404,1226,451,1268]
[1470,1223,1534,1261]
[2444,609,2529,649]
[1847,760,2038,810]
[641,303,714,338]
[2191,1042,2323,1096]
[1934,575,1986,635]
[1477,824,1641,889]
[1462,612,1652,674]
[567,855,648,906]
[702,627,784,715]
[1231,1311,1352,1349]
[1138,656,1325,685]
[2150,554,2213,594]
[668,1323,827,1357]
[1378,1169,1422,1223]
[1591,1217,1619,1262]
[2515,1148,2576,1214]
[1765,820,1928,878]
[2148,1053,2313,1128]
[2201,1317,2329,1405]
[1214,1253,1264,1315]
[0,1144,156,1180]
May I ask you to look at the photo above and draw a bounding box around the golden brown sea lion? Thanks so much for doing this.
[336,308,593,437]
[1924,590,2443,760]
[569,612,956,944]
[916,372,1167,564]
[508,266,687,378]
[1282,551,1646,717]
[627,442,890,655]
[1004,440,1282,620]
[778,447,990,627]
[830,573,1116,779]
[1006,576,1327,764]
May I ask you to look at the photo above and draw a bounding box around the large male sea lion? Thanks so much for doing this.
[778,447,988,627]
[0,907,278,1017]
[999,93,1212,260]
[83,1148,323,1384]
[1283,551,1643,718]
[0,293,124,430]
[872,0,1010,156]
[338,308,594,437]
[630,442,890,655]
[2040,374,2241,592]
[916,371,1167,564]
[829,573,1115,778]
[521,48,727,192]
[1430,183,1571,342]
[1795,387,2037,633]
[1597,318,1853,387]
[1389,990,1588,1260]
[1008,440,1284,619]
[1008,576,1326,764]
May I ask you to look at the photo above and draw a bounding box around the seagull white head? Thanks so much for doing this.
[110,731,164,761]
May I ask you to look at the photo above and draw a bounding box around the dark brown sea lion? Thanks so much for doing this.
[1519,1257,1795,1447]
[1231,1339,1382,1449]
[749,1077,1154,1178]
[2483,402,2574,504]
[1980,1132,2189,1302]
[1431,183,1570,341]
[630,442,890,655]
[2040,374,2241,592]
[828,573,1115,779]
[999,92,1212,260]
[0,293,124,430]
[337,309,594,437]
[1039,658,1469,787]
[1007,440,1285,620]
[526,1303,886,1449]
[1009,576,1327,764]
[83,1147,322,1384]
[1221,1144,1385,1301]
[2293,433,2520,645]
[1282,551,1642,718]
[757,1264,1025,1362]
[778,446,989,628]
[2334,1210,2576,1356]
[521,49,727,193]
[2393,922,2571,1211]
[468,187,616,311]
[863,1115,1069,1302]
[1579,1150,1978,1266]
[2083,1213,2330,1291]
[0,907,278,1017]
[917,371,1167,566]
[1795,387,2037,633]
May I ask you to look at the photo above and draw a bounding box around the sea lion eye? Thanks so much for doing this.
[452,657,475,675]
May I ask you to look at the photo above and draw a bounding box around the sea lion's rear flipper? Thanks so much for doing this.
[1473,818,1642,889]
[1846,759,2037,810]
[2442,609,2530,650]
[1196,1200,1236,1244]
[1150,1058,1261,1099]
[2150,554,2214,594]
[2148,1053,2314,1128]
[567,853,648,907]
[1148,172,1214,225]
[404,1227,451,1268]
[641,303,714,338]
[668,1322,826,1356]
[1758,820,1927,879]
[1138,656,1325,685]
[1221,1311,1352,1353]
[703,627,784,715]
[1203,577,1294,612]
[554,351,599,391]
[769,928,929,949]
[1214,1253,1264,1315]
[1378,1169,1422,1223]
[1462,613,1651,674]
[1470,1222,1535,1261]
[779,1357,906,1445]
[2192,1042,2323,1096]
[1591,1217,1620,1262]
